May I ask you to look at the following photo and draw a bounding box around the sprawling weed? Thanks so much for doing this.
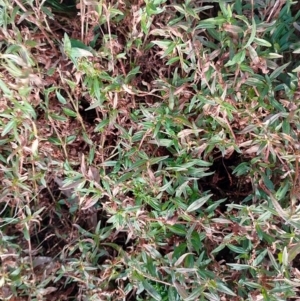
[1,0,300,300]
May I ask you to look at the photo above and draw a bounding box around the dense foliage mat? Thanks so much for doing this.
[1,0,300,300]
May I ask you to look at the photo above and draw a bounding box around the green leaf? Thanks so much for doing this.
[253,37,272,47]
[151,40,172,50]
[173,281,189,299]
[175,181,190,197]
[48,137,61,145]
[195,17,226,29]
[262,174,274,191]
[288,242,300,263]
[186,194,213,212]
[167,225,187,236]
[292,65,300,72]
[70,47,93,59]
[211,243,226,254]
[63,33,72,54]
[232,162,250,176]
[184,286,203,301]
[243,281,261,289]
[216,281,236,296]
[252,249,267,267]
[269,62,290,80]
[168,287,177,301]
[174,253,194,267]
[94,118,109,132]
[129,159,147,170]
[64,78,77,91]
[173,5,186,15]
[2,119,16,136]
[62,107,77,117]
[267,249,280,270]
[82,131,93,145]
[282,247,288,266]
[144,245,162,259]
[142,280,162,301]
[23,225,30,241]
[56,90,67,104]
[127,66,141,77]
[0,79,12,96]
[219,1,231,18]
[244,17,256,48]
[117,171,135,184]
[49,113,67,121]
[275,182,290,200]
[10,266,22,277]
[148,155,169,165]
[70,38,93,52]
[153,138,174,147]
[225,50,246,66]
[266,53,283,59]
[227,244,246,254]
[66,135,76,144]
[226,263,251,270]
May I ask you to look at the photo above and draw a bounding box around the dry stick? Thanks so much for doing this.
[105,4,114,73]
[266,0,282,23]
[49,117,69,160]
[80,0,85,42]
[290,152,300,213]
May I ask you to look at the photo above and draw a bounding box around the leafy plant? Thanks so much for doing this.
[1,0,300,300]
